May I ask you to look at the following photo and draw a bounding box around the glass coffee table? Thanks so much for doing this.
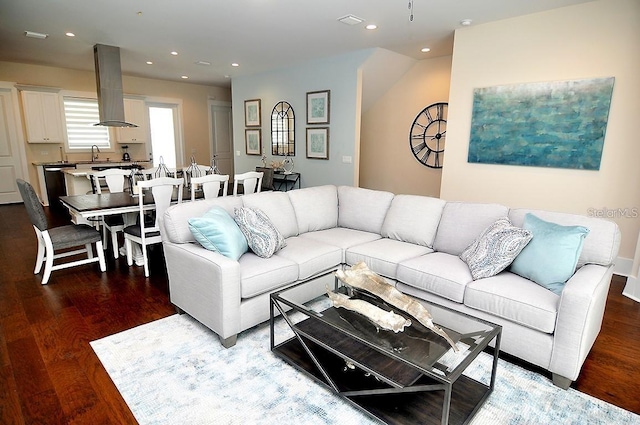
[270,278,501,425]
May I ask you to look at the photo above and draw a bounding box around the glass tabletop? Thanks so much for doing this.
[271,281,501,384]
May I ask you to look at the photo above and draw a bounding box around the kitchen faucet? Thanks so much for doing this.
[91,145,101,162]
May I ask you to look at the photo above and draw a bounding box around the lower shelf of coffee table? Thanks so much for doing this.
[273,336,490,425]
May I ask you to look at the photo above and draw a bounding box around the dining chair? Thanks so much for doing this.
[233,171,263,196]
[190,174,229,200]
[255,167,275,192]
[141,166,180,180]
[16,179,106,284]
[89,168,131,258]
[124,177,183,277]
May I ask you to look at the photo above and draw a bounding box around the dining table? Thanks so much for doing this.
[59,189,198,265]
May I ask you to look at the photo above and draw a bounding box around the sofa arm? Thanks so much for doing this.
[163,241,242,341]
[550,264,613,381]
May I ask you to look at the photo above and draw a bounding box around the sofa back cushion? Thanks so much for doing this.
[162,196,243,244]
[509,208,621,267]
[241,191,299,238]
[433,202,509,256]
[288,185,338,234]
[337,186,394,234]
[381,195,446,248]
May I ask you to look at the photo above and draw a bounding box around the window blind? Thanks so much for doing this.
[63,97,111,150]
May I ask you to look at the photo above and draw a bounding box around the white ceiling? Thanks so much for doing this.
[0,0,594,87]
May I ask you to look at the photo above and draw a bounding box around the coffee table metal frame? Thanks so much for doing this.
[270,277,502,425]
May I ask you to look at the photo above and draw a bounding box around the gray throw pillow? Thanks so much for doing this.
[460,217,532,280]
[234,207,286,258]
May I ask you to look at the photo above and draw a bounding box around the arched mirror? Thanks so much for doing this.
[271,101,295,156]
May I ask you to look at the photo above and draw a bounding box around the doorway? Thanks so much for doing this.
[0,86,28,204]
[208,100,233,175]
[148,103,183,168]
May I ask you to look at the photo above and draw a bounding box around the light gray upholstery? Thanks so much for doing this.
[16,179,106,284]
[337,185,394,234]
[345,238,432,279]
[381,194,446,248]
[288,185,338,233]
[242,191,299,238]
[433,202,509,255]
[160,184,620,389]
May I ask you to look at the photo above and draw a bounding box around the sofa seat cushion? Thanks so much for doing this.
[346,238,433,279]
[396,252,473,303]
[464,272,559,333]
[238,253,298,298]
[275,236,342,280]
[300,228,381,262]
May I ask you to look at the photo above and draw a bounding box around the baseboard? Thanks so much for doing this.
[613,256,640,302]
[614,256,633,277]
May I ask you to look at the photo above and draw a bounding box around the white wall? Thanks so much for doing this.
[231,50,371,188]
[443,0,640,260]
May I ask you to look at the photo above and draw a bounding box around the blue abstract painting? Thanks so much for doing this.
[468,78,614,170]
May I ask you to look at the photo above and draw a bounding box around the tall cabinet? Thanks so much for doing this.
[116,98,147,143]
[20,90,65,143]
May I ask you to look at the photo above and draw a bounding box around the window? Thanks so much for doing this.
[63,97,110,150]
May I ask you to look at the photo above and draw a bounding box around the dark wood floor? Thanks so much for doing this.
[0,203,638,424]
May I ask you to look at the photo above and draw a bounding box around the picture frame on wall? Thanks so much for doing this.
[244,99,261,127]
[245,129,262,155]
[306,127,329,159]
[306,90,330,124]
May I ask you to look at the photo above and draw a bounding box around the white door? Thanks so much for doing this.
[209,101,233,175]
[0,87,27,204]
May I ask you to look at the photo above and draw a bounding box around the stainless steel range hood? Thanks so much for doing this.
[93,44,137,127]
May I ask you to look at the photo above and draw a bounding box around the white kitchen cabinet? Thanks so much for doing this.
[116,98,147,143]
[21,90,65,143]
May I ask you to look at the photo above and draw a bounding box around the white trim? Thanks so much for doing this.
[145,97,184,167]
[0,82,29,186]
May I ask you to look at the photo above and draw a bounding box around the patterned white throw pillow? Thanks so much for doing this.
[234,207,286,258]
[460,217,532,280]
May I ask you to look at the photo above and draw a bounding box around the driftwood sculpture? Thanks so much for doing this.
[327,290,411,333]
[335,262,459,352]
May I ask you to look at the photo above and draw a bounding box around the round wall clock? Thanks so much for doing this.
[409,102,448,168]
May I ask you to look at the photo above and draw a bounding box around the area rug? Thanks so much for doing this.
[91,314,638,425]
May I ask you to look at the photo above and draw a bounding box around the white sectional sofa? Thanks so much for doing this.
[159,185,620,389]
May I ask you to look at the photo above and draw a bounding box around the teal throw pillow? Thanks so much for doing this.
[188,207,248,261]
[510,213,590,295]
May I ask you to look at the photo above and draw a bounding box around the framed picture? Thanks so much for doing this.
[245,129,262,155]
[244,99,261,127]
[306,90,330,124]
[306,127,329,159]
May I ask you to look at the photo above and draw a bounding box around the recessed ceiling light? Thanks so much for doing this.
[421,47,431,53]
[231,63,239,67]
[460,19,472,26]
[365,24,377,30]
[170,51,178,56]
[338,15,364,26]
[195,60,211,66]
[24,31,48,39]
[65,32,75,37]
[146,61,153,65]
[181,76,189,79]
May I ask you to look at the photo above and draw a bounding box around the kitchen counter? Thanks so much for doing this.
[33,160,151,166]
